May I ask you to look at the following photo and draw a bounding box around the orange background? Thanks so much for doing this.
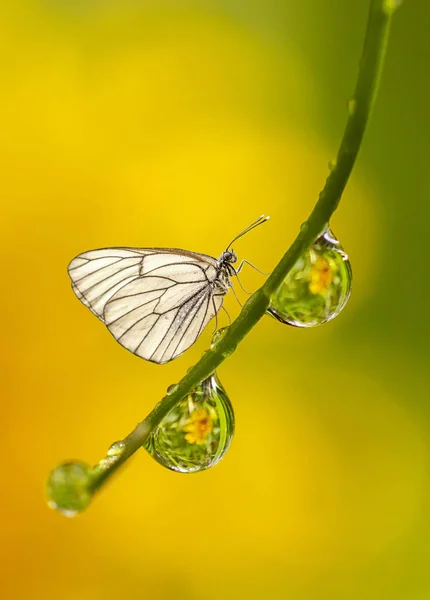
[2,2,429,599]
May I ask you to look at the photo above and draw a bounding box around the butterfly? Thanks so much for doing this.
[67,215,269,364]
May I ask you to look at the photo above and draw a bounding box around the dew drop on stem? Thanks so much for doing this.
[107,440,125,457]
[46,461,92,517]
[210,326,229,349]
[268,227,352,327]
[144,373,235,473]
[166,383,179,395]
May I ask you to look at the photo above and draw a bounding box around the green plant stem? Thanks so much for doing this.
[87,0,395,495]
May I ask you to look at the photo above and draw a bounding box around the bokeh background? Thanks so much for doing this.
[2,1,429,599]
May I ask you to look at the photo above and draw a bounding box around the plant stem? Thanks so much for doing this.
[88,0,396,496]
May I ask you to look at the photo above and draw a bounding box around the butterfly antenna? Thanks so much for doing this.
[226,214,269,251]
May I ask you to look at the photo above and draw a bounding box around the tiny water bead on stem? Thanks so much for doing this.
[144,373,234,473]
[93,440,126,472]
[268,228,352,327]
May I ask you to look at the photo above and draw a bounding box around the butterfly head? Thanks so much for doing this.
[220,249,238,265]
[217,250,238,280]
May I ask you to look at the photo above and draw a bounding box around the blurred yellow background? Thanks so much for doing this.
[2,1,429,599]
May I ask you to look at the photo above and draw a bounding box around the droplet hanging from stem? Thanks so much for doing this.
[268,227,352,327]
[46,461,93,517]
[144,373,234,473]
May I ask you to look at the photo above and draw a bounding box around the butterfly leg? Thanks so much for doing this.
[236,259,269,276]
[229,282,243,307]
[211,295,231,334]
[212,296,219,334]
[233,273,252,295]
[232,260,269,295]
[221,305,231,325]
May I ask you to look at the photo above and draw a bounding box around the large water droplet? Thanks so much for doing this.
[144,373,234,473]
[268,227,352,327]
[46,461,92,517]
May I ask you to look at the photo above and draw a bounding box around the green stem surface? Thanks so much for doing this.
[88,0,395,495]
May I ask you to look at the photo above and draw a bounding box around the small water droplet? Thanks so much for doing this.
[268,227,352,327]
[222,344,236,359]
[300,222,308,233]
[211,327,229,348]
[347,98,357,115]
[144,373,234,473]
[107,440,125,457]
[328,158,337,172]
[383,0,402,14]
[46,461,92,517]
[166,383,179,395]
[97,456,118,469]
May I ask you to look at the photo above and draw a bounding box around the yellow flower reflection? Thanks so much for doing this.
[183,407,213,445]
[308,257,334,295]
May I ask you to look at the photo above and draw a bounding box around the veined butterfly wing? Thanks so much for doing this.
[68,247,226,363]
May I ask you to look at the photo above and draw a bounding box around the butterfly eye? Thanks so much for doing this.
[223,250,237,263]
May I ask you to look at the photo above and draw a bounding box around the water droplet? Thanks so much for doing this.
[222,345,236,359]
[97,456,118,469]
[383,0,402,14]
[347,98,357,115]
[300,222,308,233]
[166,383,179,395]
[328,158,337,172]
[107,440,125,457]
[211,326,229,348]
[268,227,352,327]
[200,349,212,360]
[144,373,234,473]
[46,461,92,517]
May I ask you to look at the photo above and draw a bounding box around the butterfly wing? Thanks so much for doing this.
[68,247,225,363]
[68,248,151,321]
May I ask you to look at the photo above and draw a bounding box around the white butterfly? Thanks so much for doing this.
[68,215,268,364]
